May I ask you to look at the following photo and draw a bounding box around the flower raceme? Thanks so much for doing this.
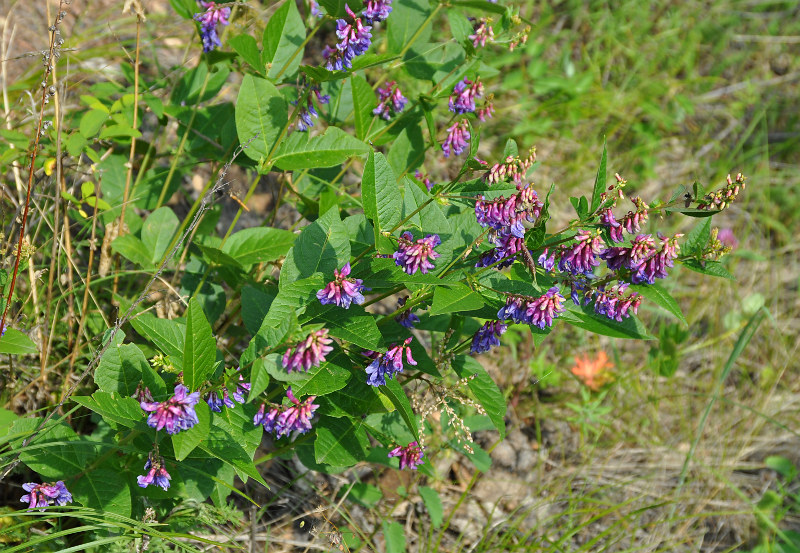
[137,455,171,491]
[317,263,366,308]
[388,441,424,470]
[282,329,334,373]
[393,232,441,275]
[449,77,484,114]
[362,0,392,24]
[254,387,319,438]
[140,384,201,435]
[324,5,372,71]
[471,320,507,354]
[475,184,543,238]
[498,287,567,329]
[20,481,72,511]
[557,230,604,276]
[193,1,231,52]
[373,81,407,120]
[364,337,417,387]
[442,120,470,158]
[394,296,420,329]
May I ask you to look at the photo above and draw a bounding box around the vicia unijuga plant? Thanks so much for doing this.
[0,0,746,540]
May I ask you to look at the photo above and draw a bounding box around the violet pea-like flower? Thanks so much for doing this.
[20,481,72,511]
[388,441,424,470]
[140,384,201,435]
[393,232,441,275]
[317,263,366,309]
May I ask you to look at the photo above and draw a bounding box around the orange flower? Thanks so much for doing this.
[570,351,614,391]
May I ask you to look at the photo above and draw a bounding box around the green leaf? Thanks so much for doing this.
[682,258,735,280]
[450,0,506,13]
[79,109,109,138]
[183,297,216,390]
[172,401,211,461]
[452,356,506,439]
[0,408,17,438]
[590,141,607,213]
[321,377,387,417]
[129,313,186,370]
[430,283,484,316]
[383,521,406,553]
[362,150,402,250]
[447,11,473,46]
[562,304,655,340]
[95,343,149,396]
[381,379,419,441]
[387,123,426,177]
[288,357,352,397]
[73,393,146,430]
[0,328,37,355]
[387,0,432,54]
[351,75,377,140]
[72,467,132,518]
[11,418,86,478]
[112,234,152,268]
[201,428,269,488]
[280,208,350,288]
[314,417,370,466]
[235,75,288,164]
[305,304,383,351]
[347,482,383,508]
[419,486,443,527]
[683,217,711,256]
[299,65,349,82]
[221,227,296,269]
[141,207,179,265]
[241,285,276,335]
[262,1,305,80]
[272,127,369,171]
[629,283,688,326]
[317,0,349,17]
[228,33,263,73]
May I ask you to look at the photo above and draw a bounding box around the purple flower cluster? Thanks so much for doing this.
[254,387,319,438]
[140,384,200,435]
[696,173,746,210]
[20,481,72,511]
[600,233,682,284]
[283,329,334,373]
[475,231,525,269]
[394,297,420,328]
[477,99,495,122]
[557,230,604,276]
[442,120,470,158]
[373,81,407,120]
[484,150,536,186]
[393,232,441,275]
[498,287,567,329]
[363,0,392,23]
[414,169,434,191]
[471,320,507,354]
[475,184,543,238]
[193,1,231,53]
[294,85,331,132]
[449,78,484,115]
[137,455,171,491]
[205,388,234,412]
[469,19,494,48]
[317,263,366,308]
[388,441,424,470]
[364,337,417,386]
[599,196,649,243]
[310,0,322,17]
[324,5,372,71]
[593,282,642,322]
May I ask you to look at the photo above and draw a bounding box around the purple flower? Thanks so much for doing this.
[365,337,417,387]
[414,170,434,191]
[469,19,494,48]
[205,391,224,412]
[282,329,334,373]
[140,384,201,435]
[477,99,495,122]
[395,297,420,328]
[593,282,642,322]
[537,247,556,271]
[557,230,604,276]
[630,233,682,284]
[373,81,407,120]
[498,287,566,329]
[393,232,441,275]
[254,387,319,438]
[475,184,542,237]
[20,481,72,511]
[293,84,330,132]
[484,152,536,186]
[137,455,171,491]
[600,234,656,272]
[471,320,507,354]
[232,374,250,403]
[388,441,424,470]
[599,208,624,243]
[317,263,366,308]
[325,5,372,71]
[600,198,649,243]
[717,228,738,250]
[442,120,470,158]
[475,231,525,269]
[363,0,392,23]
[310,0,321,16]
[193,1,231,53]
[448,77,484,114]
